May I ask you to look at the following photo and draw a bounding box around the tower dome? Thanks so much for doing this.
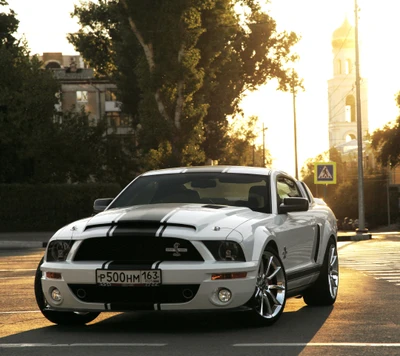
[332,18,355,49]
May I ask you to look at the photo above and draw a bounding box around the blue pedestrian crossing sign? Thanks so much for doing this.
[314,162,336,184]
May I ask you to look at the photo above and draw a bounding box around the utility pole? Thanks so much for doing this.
[354,0,367,232]
[291,70,299,179]
[262,122,266,167]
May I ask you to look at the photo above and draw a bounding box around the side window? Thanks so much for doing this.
[277,176,302,202]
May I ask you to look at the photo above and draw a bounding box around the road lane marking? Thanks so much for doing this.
[0,277,34,280]
[0,343,167,348]
[0,269,36,271]
[1,342,400,348]
[0,311,40,314]
[233,343,400,347]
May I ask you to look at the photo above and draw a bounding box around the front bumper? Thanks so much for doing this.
[40,260,259,312]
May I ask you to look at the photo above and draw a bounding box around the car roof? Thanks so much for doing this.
[141,165,289,177]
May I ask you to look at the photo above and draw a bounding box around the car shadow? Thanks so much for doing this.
[1,302,334,351]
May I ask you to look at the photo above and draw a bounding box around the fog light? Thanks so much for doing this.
[218,288,232,303]
[50,287,62,303]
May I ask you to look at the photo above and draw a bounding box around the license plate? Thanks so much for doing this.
[96,269,161,286]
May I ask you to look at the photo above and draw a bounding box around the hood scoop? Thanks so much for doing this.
[202,204,226,209]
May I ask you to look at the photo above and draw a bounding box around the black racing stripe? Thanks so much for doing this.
[111,224,160,237]
[116,205,181,223]
[158,225,167,237]
[287,265,322,282]
[156,303,161,311]
[106,226,114,237]
[108,303,155,311]
[106,262,153,270]
[154,261,162,270]
[102,260,112,269]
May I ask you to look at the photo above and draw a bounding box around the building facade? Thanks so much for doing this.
[328,18,369,149]
[39,52,132,135]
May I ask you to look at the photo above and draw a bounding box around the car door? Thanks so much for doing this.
[272,176,317,274]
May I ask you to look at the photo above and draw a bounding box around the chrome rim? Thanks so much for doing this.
[328,244,339,298]
[254,251,286,319]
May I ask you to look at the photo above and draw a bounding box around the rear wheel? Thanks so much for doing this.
[34,257,100,325]
[303,238,339,306]
[249,246,287,326]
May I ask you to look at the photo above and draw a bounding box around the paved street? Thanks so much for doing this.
[0,233,399,355]
[339,233,400,287]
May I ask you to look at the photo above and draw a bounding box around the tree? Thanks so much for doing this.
[68,0,300,169]
[371,91,400,168]
[0,1,60,183]
[218,115,271,166]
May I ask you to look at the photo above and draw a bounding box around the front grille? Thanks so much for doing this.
[74,236,204,262]
[68,284,200,308]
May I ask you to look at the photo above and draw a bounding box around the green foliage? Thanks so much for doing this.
[371,92,400,167]
[300,148,397,229]
[68,0,300,167]
[0,3,61,183]
[218,115,270,166]
[0,183,121,232]
[300,147,346,196]
[325,175,397,229]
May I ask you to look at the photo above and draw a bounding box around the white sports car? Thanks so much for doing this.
[35,166,339,326]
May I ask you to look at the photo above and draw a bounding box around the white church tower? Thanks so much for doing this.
[328,18,369,148]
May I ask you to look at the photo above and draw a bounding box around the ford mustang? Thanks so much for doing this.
[34,166,339,326]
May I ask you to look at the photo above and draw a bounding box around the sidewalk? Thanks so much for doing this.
[0,231,53,249]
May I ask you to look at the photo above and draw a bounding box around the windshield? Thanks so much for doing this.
[108,172,271,213]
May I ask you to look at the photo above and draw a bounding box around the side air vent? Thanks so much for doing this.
[313,224,321,262]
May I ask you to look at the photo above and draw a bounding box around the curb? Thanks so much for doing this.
[0,241,47,249]
[337,233,372,242]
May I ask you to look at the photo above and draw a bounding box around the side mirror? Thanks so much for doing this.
[93,198,114,214]
[279,197,309,214]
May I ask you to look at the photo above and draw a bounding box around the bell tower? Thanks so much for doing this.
[328,18,368,148]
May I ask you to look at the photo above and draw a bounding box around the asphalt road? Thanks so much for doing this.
[0,234,399,356]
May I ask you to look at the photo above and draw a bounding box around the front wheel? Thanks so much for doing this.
[303,238,339,306]
[248,246,287,326]
[34,257,100,325]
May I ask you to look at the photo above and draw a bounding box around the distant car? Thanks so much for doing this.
[35,166,339,326]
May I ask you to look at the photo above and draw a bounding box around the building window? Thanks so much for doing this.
[76,91,88,102]
[105,89,117,101]
[106,112,131,128]
[45,61,61,69]
[345,59,352,74]
[337,59,342,75]
[53,113,63,124]
[345,95,356,122]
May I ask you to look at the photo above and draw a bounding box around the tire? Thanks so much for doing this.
[34,257,100,325]
[303,238,339,306]
[248,246,287,326]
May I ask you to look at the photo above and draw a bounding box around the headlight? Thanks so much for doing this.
[46,240,75,262]
[203,241,245,261]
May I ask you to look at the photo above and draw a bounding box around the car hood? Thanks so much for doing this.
[52,203,263,242]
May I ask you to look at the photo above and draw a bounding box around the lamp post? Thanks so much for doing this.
[291,70,299,179]
[354,0,367,233]
[262,123,266,167]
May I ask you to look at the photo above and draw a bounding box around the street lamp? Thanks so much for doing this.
[262,123,268,167]
[291,70,299,179]
[252,124,268,167]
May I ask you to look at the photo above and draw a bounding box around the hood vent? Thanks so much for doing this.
[202,204,226,209]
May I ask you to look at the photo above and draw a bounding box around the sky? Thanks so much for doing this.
[7,0,400,177]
